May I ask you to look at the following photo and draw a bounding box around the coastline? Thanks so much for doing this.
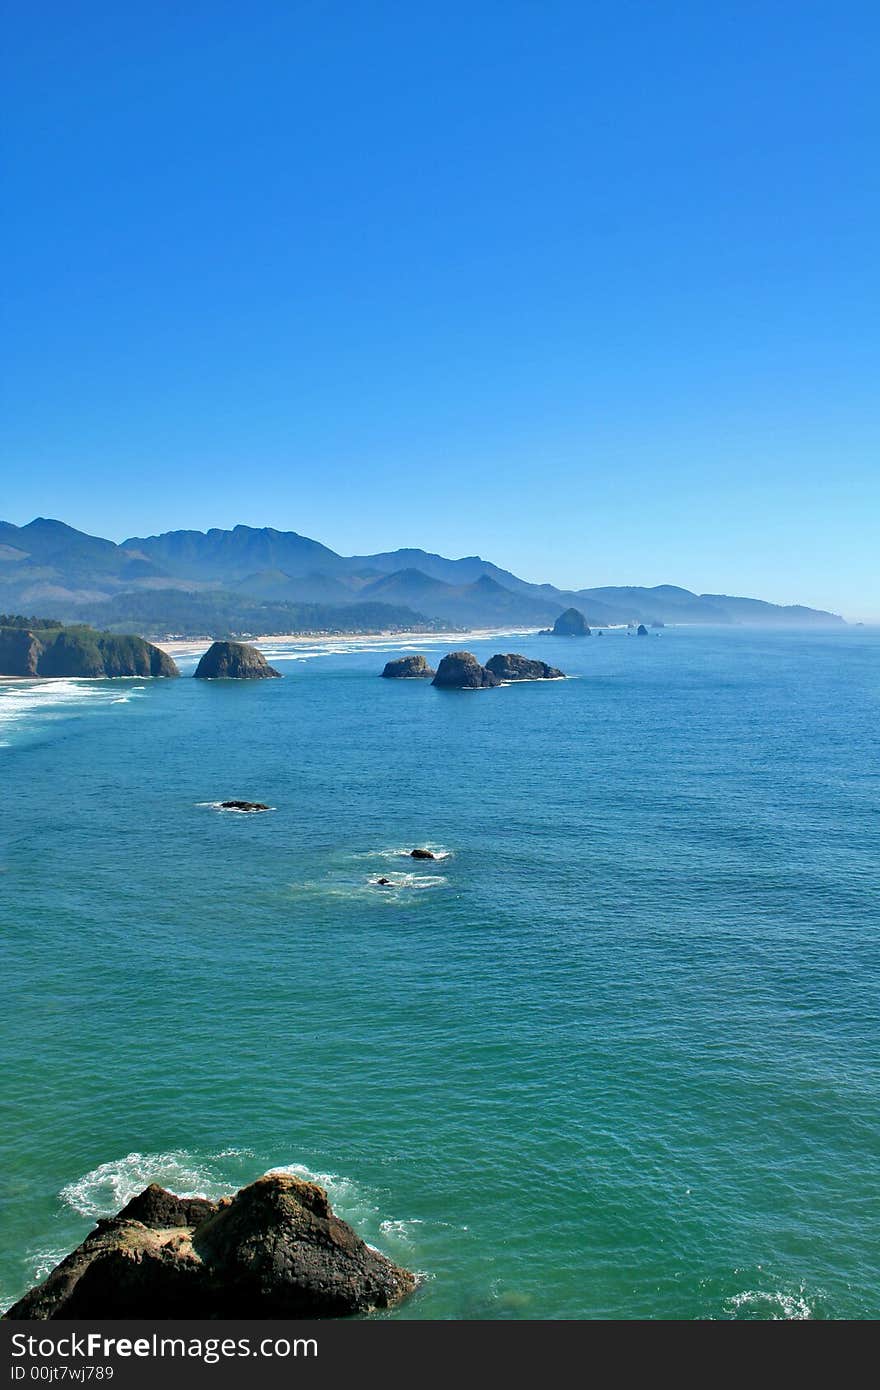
[153,627,541,659]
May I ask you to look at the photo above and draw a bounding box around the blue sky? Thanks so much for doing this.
[3,2,878,618]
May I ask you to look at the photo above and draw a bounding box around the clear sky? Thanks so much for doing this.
[3,2,878,618]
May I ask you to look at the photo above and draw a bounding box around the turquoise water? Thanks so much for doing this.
[1,627,878,1320]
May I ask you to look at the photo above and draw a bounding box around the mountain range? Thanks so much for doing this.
[0,518,845,636]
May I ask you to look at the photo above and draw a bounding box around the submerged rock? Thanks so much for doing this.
[431,651,500,689]
[544,608,591,637]
[485,653,565,681]
[193,641,281,679]
[219,800,270,813]
[381,655,436,679]
[4,1174,416,1320]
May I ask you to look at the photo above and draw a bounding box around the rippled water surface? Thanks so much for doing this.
[1,627,878,1318]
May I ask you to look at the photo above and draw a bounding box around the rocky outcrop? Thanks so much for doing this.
[219,800,271,813]
[637,624,649,636]
[485,654,565,681]
[4,1174,416,1320]
[410,848,436,860]
[431,651,500,689]
[381,655,436,679]
[0,625,179,678]
[544,608,591,636]
[193,641,281,679]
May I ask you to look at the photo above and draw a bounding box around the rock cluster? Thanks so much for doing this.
[193,641,281,679]
[381,654,436,679]
[3,1174,416,1320]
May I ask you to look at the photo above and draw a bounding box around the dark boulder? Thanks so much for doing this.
[219,800,271,813]
[4,1174,416,1320]
[381,655,436,679]
[547,608,591,637]
[194,641,281,679]
[410,848,436,860]
[637,624,649,636]
[116,1183,216,1231]
[485,653,565,681]
[431,651,499,689]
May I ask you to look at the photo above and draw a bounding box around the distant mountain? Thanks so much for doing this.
[0,518,845,634]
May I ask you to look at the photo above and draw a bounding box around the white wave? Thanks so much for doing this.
[195,801,275,813]
[368,873,447,890]
[0,679,131,740]
[356,845,453,862]
[29,1246,75,1282]
[60,1150,237,1218]
[724,1287,813,1319]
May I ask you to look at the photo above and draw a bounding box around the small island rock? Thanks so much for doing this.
[543,608,591,637]
[432,651,500,689]
[193,641,281,679]
[219,800,270,813]
[485,654,565,681]
[3,1174,416,1320]
[381,655,436,679]
[410,848,436,860]
[637,624,649,636]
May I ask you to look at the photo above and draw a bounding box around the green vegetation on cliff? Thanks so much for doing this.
[0,621,178,678]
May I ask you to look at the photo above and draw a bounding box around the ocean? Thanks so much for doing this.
[1,626,878,1319]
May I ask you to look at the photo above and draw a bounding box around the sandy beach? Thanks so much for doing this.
[154,628,541,659]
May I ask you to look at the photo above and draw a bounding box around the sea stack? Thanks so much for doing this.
[432,651,500,689]
[485,654,565,681]
[381,655,436,679]
[637,624,649,636]
[547,608,591,637]
[193,641,281,679]
[3,1174,416,1320]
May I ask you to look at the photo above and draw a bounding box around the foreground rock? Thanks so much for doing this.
[220,800,270,813]
[542,608,591,637]
[0,623,179,678]
[410,848,436,859]
[381,655,436,679]
[4,1174,416,1320]
[485,653,564,681]
[194,641,281,679]
[432,651,499,689]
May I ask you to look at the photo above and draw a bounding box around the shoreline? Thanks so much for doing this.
[153,627,541,658]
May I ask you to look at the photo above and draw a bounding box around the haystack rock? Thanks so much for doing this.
[637,624,649,636]
[431,651,499,689]
[485,654,565,681]
[193,641,281,679]
[3,1174,416,1320]
[381,655,436,679]
[546,608,591,637]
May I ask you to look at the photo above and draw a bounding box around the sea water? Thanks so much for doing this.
[1,626,878,1319]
